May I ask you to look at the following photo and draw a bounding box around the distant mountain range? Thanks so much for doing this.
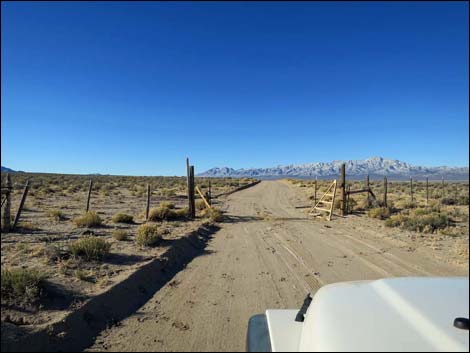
[1,166,17,173]
[198,157,469,180]
[3,158,469,180]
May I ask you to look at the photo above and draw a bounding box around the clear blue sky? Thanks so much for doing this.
[1,1,468,176]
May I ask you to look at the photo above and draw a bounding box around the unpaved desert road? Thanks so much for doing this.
[89,180,468,352]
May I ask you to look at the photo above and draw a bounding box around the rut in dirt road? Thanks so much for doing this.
[88,180,467,352]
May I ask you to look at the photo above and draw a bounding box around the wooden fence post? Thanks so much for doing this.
[383,176,388,208]
[340,164,346,216]
[208,179,212,206]
[365,174,370,208]
[186,158,193,216]
[314,178,317,206]
[85,179,93,212]
[2,173,12,232]
[189,166,196,219]
[146,183,151,221]
[410,177,413,203]
[426,177,429,206]
[347,184,351,213]
[13,179,30,230]
[441,175,445,199]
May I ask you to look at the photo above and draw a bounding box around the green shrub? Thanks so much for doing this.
[385,212,450,233]
[403,213,450,233]
[69,237,111,261]
[368,207,391,220]
[413,208,432,216]
[47,209,66,221]
[457,195,469,205]
[1,268,46,304]
[441,197,457,205]
[111,213,134,224]
[395,200,418,210]
[136,224,161,246]
[73,211,102,228]
[112,229,129,241]
[442,196,469,206]
[385,214,408,228]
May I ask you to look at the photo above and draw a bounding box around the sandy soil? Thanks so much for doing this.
[1,175,249,330]
[88,180,468,352]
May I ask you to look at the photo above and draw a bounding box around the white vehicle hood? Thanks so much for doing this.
[299,277,469,352]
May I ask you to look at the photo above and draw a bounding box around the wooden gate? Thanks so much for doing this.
[309,180,337,221]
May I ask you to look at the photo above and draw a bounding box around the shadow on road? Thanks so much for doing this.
[1,224,221,352]
[223,215,310,223]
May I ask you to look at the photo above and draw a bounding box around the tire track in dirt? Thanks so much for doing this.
[88,180,467,352]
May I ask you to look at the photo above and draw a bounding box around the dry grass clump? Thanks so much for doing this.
[43,244,69,263]
[47,209,66,221]
[112,229,129,241]
[136,224,161,246]
[68,237,111,261]
[15,221,40,231]
[148,202,188,221]
[111,212,134,224]
[394,199,418,210]
[174,208,190,218]
[73,269,95,282]
[159,201,175,209]
[73,211,102,228]
[201,208,224,222]
[195,199,207,211]
[368,207,391,220]
[1,267,46,305]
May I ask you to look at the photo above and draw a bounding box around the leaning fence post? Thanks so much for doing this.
[426,177,429,206]
[340,164,346,216]
[2,173,12,232]
[208,179,212,206]
[146,183,151,221]
[86,179,93,212]
[13,179,30,230]
[365,174,370,208]
[314,177,318,206]
[189,166,196,219]
[383,176,388,208]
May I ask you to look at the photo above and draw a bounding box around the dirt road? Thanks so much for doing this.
[88,180,468,352]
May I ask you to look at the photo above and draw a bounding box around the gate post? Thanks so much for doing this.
[383,176,388,208]
[365,174,370,208]
[2,174,12,232]
[189,166,196,219]
[13,179,30,230]
[340,164,346,216]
